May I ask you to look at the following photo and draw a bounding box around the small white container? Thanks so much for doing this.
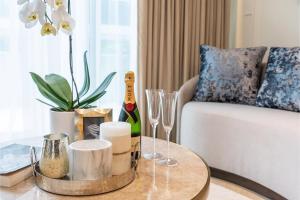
[69,139,112,180]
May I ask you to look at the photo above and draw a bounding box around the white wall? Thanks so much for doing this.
[230,0,300,49]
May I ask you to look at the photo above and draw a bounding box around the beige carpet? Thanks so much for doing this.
[208,178,267,200]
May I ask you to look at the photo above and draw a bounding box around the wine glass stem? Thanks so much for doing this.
[166,130,170,161]
[152,124,157,155]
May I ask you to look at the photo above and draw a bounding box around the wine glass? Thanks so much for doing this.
[143,89,163,160]
[157,90,178,166]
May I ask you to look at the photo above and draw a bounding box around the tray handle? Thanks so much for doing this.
[132,142,139,170]
[30,146,37,177]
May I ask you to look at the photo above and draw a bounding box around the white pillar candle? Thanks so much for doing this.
[100,122,131,153]
[100,122,131,175]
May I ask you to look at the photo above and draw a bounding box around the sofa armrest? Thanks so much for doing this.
[176,75,199,143]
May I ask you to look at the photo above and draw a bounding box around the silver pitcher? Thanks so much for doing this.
[39,133,69,179]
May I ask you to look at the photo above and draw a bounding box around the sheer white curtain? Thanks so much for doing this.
[0,0,137,142]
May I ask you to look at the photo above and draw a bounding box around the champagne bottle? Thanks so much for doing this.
[118,71,141,159]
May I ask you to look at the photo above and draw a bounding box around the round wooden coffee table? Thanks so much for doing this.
[0,136,210,200]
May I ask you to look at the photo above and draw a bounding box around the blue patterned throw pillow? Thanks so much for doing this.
[256,47,300,112]
[193,45,267,105]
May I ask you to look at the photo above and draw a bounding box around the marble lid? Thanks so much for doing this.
[69,139,112,151]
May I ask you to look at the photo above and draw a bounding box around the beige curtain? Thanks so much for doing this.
[138,0,231,142]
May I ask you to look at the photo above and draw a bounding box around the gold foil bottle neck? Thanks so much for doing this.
[124,71,135,103]
[125,71,135,83]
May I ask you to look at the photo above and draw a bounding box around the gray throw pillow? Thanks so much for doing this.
[256,47,300,112]
[193,45,267,105]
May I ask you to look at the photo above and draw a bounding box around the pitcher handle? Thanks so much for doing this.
[30,146,37,177]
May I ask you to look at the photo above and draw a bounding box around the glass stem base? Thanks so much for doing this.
[157,157,178,166]
[143,152,163,160]
[143,125,163,160]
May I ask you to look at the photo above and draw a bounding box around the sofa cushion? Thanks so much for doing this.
[193,45,267,105]
[256,47,300,112]
[182,102,299,130]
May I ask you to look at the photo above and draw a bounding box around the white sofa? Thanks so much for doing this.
[177,76,300,200]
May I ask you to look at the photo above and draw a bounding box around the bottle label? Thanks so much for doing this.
[125,71,135,104]
[125,84,135,104]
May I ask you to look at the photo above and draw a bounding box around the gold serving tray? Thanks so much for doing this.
[30,147,137,196]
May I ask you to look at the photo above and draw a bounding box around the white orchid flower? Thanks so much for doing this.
[41,22,57,36]
[46,0,66,9]
[19,0,46,28]
[52,7,75,35]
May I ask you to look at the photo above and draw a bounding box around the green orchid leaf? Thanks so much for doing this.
[78,50,90,98]
[75,91,106,108]
[95,72,116,94]
[45,74,73,106]
[36,99,64,111]
[80,105,96,109]
[36,99,56,108]
[74,72,116,107]
[35,86,69,111]
[30,72,70,111]
[83,72,116,100]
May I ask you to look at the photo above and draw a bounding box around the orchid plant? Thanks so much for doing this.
[17,0,116,111]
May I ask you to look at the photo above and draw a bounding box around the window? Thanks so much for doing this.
[0,0,10,53]
[0,0,9,18]
[0,0,137,141]
[0,35,9,52]
[100,0,130,26]
[95,0,137,118]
